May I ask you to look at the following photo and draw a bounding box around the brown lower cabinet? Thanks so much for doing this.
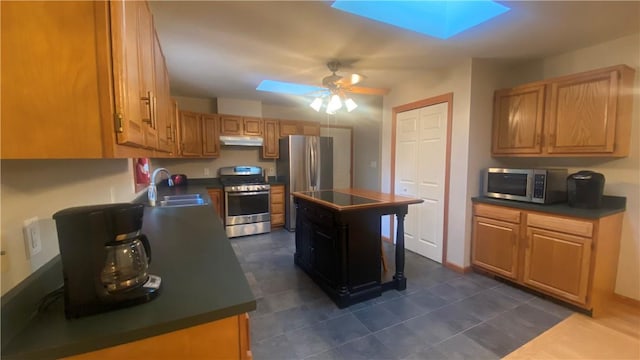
[270,184,285,228]
[65,313,252,360]
[208,188,224,220]
[471,202,623,316]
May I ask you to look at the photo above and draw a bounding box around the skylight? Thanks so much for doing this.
[331,0,510,39]
[256,80,325,95]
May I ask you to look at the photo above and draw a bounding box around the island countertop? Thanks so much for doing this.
[292,189,423,211]
[1,185,255,359]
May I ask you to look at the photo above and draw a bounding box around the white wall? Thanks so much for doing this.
[174,95,217,113]
[380,60,474,266]
[218,97,262,117]
[0,159,136,295]
[501,33,640,300]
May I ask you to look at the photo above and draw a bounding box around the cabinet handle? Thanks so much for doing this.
[167,125,173,141]
[535,134,541,146]
[141,91,154,127]
[152,94,158,129]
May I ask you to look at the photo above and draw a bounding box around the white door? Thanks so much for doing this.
[395,102,448,263]
[320,127,352,189]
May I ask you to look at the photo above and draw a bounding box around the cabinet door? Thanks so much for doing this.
[179,111,203,156]
[263,119,280,158]
[300,121,320,136]
[111,0,147,148]
[270,185,285,227]
[207,189,224,220]
[492,85,545,155]
[243,117,263,136]
[220,115,243,135]
[523,227,592,304]
[136,2,158,149]
[1,1,108,158]
[153,30,172,153]
[295,219,314,271]
[312,227,339,287]
[279,120,299,137]
[202,114,220,157]
[545,69,619,154]
[471,216,519,280]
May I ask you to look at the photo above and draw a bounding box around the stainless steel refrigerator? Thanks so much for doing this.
[277,135,333,231]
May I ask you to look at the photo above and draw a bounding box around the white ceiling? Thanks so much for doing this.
[149,1,640,106]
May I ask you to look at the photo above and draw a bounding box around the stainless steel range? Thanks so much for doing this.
[219,166,271,238]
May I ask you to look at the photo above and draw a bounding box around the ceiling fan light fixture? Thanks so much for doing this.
[349,74,364,85]
[326,94,343,114]
[344,98,358,112]
[310,97,323,112]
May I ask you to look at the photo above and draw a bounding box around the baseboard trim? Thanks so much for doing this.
[613,293,640,308]
[382,236,392,244]
[444,261,472,274]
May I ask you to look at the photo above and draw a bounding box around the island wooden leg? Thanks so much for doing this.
[394,210,407,290]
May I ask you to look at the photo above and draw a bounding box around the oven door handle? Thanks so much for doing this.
[227,191,270,196]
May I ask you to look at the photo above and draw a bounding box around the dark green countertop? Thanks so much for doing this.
[1,186,255,359]
[471,195,626,219]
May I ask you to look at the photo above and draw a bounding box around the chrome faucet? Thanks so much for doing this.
[148,168,174,206]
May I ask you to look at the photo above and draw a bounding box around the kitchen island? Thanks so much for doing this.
[1,185,255,359]
[292,189,423,308]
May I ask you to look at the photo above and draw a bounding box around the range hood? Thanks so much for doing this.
[219,135,264,147]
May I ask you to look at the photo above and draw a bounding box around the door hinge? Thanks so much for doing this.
[115,113,124,133]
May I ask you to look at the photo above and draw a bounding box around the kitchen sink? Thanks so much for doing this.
[163,194,202,201]
[157,194,207,207]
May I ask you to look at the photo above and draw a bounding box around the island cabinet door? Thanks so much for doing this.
[295,219,314,271]
[312,227,339,287]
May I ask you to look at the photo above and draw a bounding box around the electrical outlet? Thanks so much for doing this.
[23,217,42,258]
[1,250,8,273]
[204,168,210,176]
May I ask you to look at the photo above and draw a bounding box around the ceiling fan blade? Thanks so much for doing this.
[347,86,390,96]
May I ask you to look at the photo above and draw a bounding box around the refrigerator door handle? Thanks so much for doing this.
[310,138,318,189]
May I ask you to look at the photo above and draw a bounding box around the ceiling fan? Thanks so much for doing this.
[318,60,389,96]
[257,60,389,114]
[257,60,389,97]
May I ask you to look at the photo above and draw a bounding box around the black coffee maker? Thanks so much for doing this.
[567,170,606,209]
[53,203,161,318]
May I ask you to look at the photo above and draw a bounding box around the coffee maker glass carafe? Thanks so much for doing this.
[101,233,152,293]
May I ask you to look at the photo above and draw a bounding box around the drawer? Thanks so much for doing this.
[473,203,521,224]
[271,203,284,214]
[527,213,593,238]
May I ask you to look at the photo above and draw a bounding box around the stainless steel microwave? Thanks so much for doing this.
[483,168,568,204]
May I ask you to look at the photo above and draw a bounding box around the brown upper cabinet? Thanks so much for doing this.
[178,111,220,158]
[220,115,263,136]
[262,119,280,159]
[492,65,635,157]
[1,1,173,159]
[279,120,321,137]
[153,29,177,155]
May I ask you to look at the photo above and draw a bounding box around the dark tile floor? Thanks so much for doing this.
[230,230,574,360]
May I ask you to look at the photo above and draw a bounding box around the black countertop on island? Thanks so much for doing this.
[1,185,255,359]
[472,195,626,219]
